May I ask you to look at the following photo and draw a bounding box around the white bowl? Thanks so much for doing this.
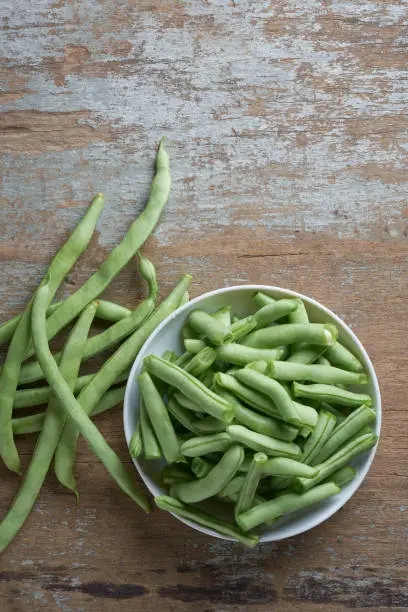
[123,285,381,543]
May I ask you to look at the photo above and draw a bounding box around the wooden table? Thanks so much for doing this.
[1,1,407,610]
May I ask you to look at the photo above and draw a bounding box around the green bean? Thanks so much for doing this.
[293,382,372,408]
[199,369,216,389]
[54,275,191,487]
[26,140,171,360]
[175,351,194,368]
[243,323,338,349]
[325,341,364,373]
[13,385,126,437]
[262,457,319,478]
[140,397,161,460]
[0,193,106,473]
[288,298,309,325]
[162,349,178,363]
[129,416,143,459]
[301,410,337,465]
[212,306,231,327]
[229,316,257,342]
[167,397,202,435]
[237,482,340,531]
[181,433,233,457]
[138,251,158,301]
[191,456,214,478]
[235,452,267,518]
[162,465,192,485]
[173,392,205,414]
[327,465,356,487]
[216,388,298,442]
[319,402,346,423]
[227,425,301,458]
[13,370,130,410]
[217,343,285,366]
[317,355,331,366]
[184,347,217,378]
[171,445,244,503]
[286,345,328,365]
[268,361,368,385]
[33,280,156,512]
[294,432,378,493]
[193,416,226,435]
[349,424,374,442]
[180,292,190,306]
[139,372,180,463]
[219,475,245,499]
[254,299,298,327]
[188,310,231,346]
[0,301,99,552]
[252,291,275,308]
[311,405,376,465]
[237,454,254,472]
[234,369,301,426]
[184,339,206,354]
[144,355,234,423]
[181,323,197,341]
[155,495,258,547]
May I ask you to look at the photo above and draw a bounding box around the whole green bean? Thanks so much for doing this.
[191,456,214,478]
[171,445,244,503]
[144,355,234,423]
[326,465,356,487]
[155,495,258,547]
[293,382,372,408]
[0,300,98,552]
[54,275,191,488]
[217,343,285,366]
[268,361,368,385]
[216,388,298,442]
[0,194,105,473]
[139,372,180,463]
[262,457,319,478]
[227,425,301,458]
[325,341,364,373]
[252,291,275,308]
[301,410,337,465]
[13,386,126,437]
[212,306,232,327]
[140,397,161,460]
[26,140,171,359]
[311,405,376,464]
[235,452,267,518]
[254,299,298,327]
[242,323,338,349]
[32,280,154,511]
[234,369,301,426]
[181,433,233,457]
[184,339,206,354]
[237,482,340,531]
[295,432,378,492]
[286,345,328,365]
[188,310,231,346]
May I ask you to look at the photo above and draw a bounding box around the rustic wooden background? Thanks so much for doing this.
[1,1,408,610]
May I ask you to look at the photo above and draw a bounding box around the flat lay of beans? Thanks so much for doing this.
[0,138,378,553]
[136,295,377,547]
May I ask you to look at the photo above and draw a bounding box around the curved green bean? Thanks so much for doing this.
[171,445,244,503]
[155,495,258,547]
[138,251,158,301]
[242,323,338,349]
[237,482,340,531]
[188,310,231,346]
[180,433,233,457]
[139,372,180,463]
[268,361,368,385]
[144,355,234,423]
[31,280,150,511]
[26,140,170,359]
[227,425,301,458]
[325,341,364,373]
[293,382,372,407]
[0,300,98,552]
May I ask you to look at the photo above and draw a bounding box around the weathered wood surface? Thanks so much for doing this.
[1,0,408,610]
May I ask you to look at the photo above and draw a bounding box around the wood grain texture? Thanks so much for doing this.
[1,0,407,610]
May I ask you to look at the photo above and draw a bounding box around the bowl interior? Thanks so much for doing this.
[124,285,381,543]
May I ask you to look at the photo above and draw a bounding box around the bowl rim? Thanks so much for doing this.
[123,284,381,543]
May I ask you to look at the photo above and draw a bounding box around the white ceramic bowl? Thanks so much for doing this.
[123,285,381,543]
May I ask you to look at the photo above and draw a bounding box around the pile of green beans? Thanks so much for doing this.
[0,139,193,553]
[134,292,378,546]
